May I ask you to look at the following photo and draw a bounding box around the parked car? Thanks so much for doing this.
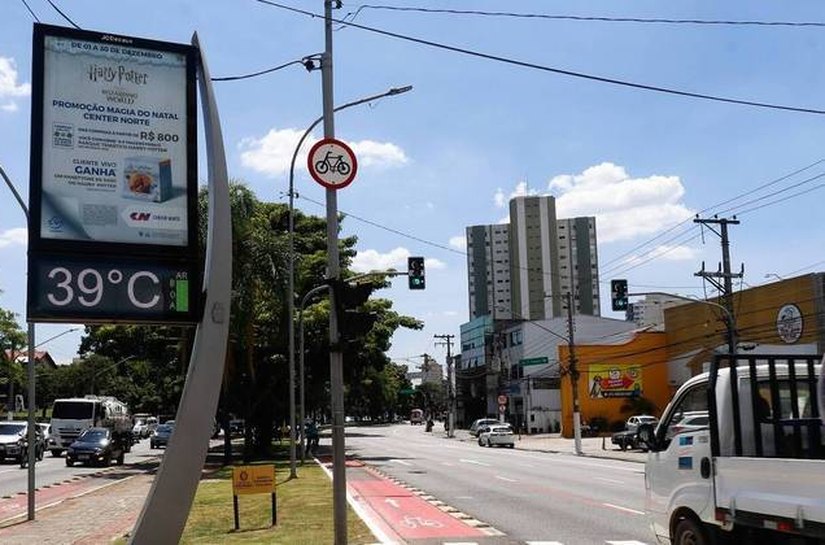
[469,418,501,437]
[229,419,244,437]
[132,416,158,439]
[666,411,709,439]
[65,427,126,467]
[625,415,658,432]
[150,424,174,449]
[0,422,45,464]
[478,425,515,448]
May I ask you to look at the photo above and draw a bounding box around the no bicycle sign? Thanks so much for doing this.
[307,138,358,190]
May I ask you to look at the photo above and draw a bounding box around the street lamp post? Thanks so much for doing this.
[285,84,412,479]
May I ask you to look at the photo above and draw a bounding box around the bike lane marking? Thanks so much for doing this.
[349,478,489,540]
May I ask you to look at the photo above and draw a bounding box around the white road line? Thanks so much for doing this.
[525,541,564,545]
[595,476,625,484]
[458,458,490,467]
[603,503,645,515]
[494,475,517,483]
[390,459,412,466]
[455,495,474,500]
[441,462,455,467]
[443,542,480,545]
[606,541,650,545]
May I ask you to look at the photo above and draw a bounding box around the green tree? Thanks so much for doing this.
[0,309,27,415]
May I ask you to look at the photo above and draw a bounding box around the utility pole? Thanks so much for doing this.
[320,2,347,543]
[434,334,455,438]
[565,292,582,456]
[694,216,741,355]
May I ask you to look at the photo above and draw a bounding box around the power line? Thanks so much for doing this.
[600,158,825,269]
[344,5,825,29]
[19,0,39,22]
[44,0,80,29]
[212,57,318,82]
[256,0,825,115]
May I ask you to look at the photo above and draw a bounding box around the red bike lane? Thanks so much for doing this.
[320,457,491,543]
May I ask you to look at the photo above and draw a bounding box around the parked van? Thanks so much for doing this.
[410,408,424,425]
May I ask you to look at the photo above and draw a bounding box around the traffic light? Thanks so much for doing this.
[611,279,628,312]
[330,279,377,343]
[408,256,425,290]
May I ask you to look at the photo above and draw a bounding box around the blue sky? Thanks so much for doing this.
[3,1,825,369]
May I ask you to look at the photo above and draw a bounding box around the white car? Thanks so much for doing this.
[477,425,515,448]
[625,415,658,433]
[469,418,501,437]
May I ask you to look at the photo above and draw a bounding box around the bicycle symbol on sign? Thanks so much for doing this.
[314,150,351,176]
[400,515,444,529]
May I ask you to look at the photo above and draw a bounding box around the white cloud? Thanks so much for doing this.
[349,140,408,168]
[494,181,538,208]
[0,227,27,248]
[442,310,459,317]
[624,244,699,265]
[351,247,410,273]
[547,162,694,243]
[238,128,407,177]
[1,102,17,112]
[449,235,466,250]
[425,257,446,270]
[351,247,446,273]
[0,58,29,97]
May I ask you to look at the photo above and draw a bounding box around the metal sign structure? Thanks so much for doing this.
[27,24,200,324]
[307,137,358,190]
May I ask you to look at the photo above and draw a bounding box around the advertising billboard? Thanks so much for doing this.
[28,24,199,324]
[588,363,643,398]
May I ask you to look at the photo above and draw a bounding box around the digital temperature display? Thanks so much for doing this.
[29,256,200,324]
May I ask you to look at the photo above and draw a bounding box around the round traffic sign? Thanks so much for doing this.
[498,404,506,414]
[497,394,507,405]
[307,138,358,190]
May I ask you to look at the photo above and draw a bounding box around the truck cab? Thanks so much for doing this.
[640,354,824,545]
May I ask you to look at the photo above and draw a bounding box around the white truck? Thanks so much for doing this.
[48,396,132,457]
[639,353,824,545]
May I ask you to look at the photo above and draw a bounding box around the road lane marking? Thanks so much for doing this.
[495,475,516,483]
[603,503,645,515]
[442,462,455,467]
[385,498,400,508]
[595,476,625,484]
[459,459,490,467]
[390,459,412,466]
[606,541,650,545]
[525,541,564,545]
[455,495,474,499]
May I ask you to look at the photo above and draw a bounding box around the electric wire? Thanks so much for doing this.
[19,0,39,22]
[343,5,825,29]
[211,59,310,82]
[44,0,80,29]
[255,1,825,115]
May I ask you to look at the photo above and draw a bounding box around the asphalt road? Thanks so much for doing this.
[0,435,159,497]
[345,423,654,545]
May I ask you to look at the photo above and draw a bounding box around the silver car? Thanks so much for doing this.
[478,425,515,448]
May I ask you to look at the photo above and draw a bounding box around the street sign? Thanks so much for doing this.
[497,394,507,405]
[519,356,549,366]
[232,465,275,495]
[498,404,506,414]
[307,138,358,190]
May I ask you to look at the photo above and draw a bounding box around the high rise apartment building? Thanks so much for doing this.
[466,195,600,320]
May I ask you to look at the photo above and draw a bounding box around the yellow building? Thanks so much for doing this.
[664,273,825,387]
[558,332,671,438]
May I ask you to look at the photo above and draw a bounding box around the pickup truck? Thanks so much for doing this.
[638,353,824,545]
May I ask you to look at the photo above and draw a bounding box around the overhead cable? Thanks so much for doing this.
[256,0,825,115]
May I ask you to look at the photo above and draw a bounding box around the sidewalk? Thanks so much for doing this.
[447,425,648,463]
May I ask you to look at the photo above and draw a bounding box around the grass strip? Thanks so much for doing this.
[180,458,374,544]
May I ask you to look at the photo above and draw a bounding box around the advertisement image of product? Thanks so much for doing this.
[123,156,172,203]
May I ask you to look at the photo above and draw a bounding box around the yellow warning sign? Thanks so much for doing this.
[232,465,275,495]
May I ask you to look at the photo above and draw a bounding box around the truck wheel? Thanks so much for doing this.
[117,451,125,465]
[673,517,708,545]
[65,458,73,467]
